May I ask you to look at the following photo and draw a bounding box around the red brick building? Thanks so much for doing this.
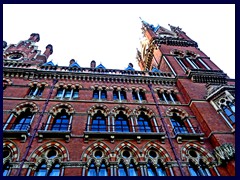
[3,20,235,176]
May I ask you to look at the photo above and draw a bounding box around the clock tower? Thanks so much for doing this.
[136,19,235,174]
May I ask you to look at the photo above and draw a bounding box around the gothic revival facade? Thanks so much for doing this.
[3,20,235,176]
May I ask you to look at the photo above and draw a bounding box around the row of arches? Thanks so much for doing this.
[3,140,217,176]
[4,102,193,134]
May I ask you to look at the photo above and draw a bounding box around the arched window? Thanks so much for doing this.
[146,161,157,176]
[12,108,33,131]
[28,84,44,97]
[170,113,188,134]
[34,162,48,176]
[120,89,126,100]
[3,161,11,176]
[128,162,138,176]
[52,109,70,131]
[48,163,61,176]
[99,163,108,176]
[34,162,61,176]
[91,110,106,132]
[118,162,127,176]
[156,161,166,176]
[137,112,152,132]
[87,161,97,176]
[115,111,130,132]
[188,160,211,176]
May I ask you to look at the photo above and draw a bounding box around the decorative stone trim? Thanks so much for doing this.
[49,103,75,116]
[3,140,19,163]
[12,101,39,115]
[166,107,189,119]
[181,142,215,167]
[87,104,110,116]
[212,143,235,166]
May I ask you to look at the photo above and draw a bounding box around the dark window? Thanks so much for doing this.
[91,111,106,132]
[120,90,126,100]
[93,88,99,99]
[101,89,107,99]
[113,89,119,100]
[170,113,188,134]
[52,110,70,131]
[3,162,10,176]
[12,108,32,130]
[137,112,152,132]
[115,112,130,132]
[139,90,146,101]
[132,90,138,100]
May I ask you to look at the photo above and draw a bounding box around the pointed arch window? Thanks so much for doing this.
[188,160,211,176]
[51,109,70,131]
[87,161,108,176]
[137,112,152,132]
[34,162,48,176]
[91,111,106,132]
[99,163,108,176]
[34,162,61,176]
[170,113,188,134]
[156,161,166,176]
[12,108,33,131]
[118,162,127,176]
[3,162,11,176]
[115,111,130,132]
[48,163,61,176]
[147,161,157,176]
[128,162,138,176]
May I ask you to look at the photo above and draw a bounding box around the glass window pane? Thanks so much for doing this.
[57,89,63,97]
[128,163,137,176]
[99,164,108,176]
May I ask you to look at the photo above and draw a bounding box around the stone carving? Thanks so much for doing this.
[212,143,235,165]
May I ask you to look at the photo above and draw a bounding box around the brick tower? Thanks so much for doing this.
[3,20,235,176]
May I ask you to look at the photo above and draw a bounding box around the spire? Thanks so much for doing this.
[139,17,160,32]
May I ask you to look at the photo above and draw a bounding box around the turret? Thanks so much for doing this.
[69,59,76,66]
[43,44,53,60]
[90,60,96,68]
[28,33,40,42]
[3,41,7,49]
